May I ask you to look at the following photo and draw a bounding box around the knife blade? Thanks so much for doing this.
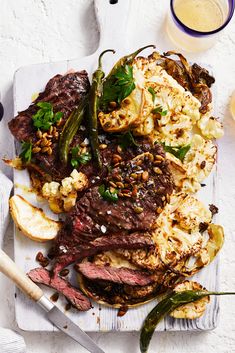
[38,295,105,353]
[0,249,105,353]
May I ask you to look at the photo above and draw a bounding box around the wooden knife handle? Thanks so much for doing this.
[0,248,43,301]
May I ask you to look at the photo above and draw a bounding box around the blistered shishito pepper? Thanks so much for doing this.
[88,49,115,168]
[140,290,235,353]
[107,44,156,79]
[59,97,88,165]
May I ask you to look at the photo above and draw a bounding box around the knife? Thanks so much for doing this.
[0,249,105,353]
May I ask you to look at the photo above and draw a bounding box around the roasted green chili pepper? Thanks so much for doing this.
[59,97,87,165]
[107,44,156,79]
[140,290,235,353]
[88,49,115,168]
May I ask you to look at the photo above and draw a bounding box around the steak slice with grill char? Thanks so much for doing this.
[75,262,155,286]
[8,71,90,180]
[27,267,91,311]
[52,232,154,276]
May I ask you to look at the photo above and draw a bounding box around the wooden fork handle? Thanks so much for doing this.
[0,248,43,301]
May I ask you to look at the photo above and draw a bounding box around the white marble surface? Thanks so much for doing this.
[0,0,235,352]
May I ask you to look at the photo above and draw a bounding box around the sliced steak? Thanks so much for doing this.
[9,71,90,180]
[27,268,91,311]
[51,142,174,276]
[52,232,154,276]
[80,269,181,306]
[75,262,155,286]
[54,142,174,247]
[81,276,165,306]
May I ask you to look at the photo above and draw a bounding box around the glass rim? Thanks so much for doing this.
[170,0,235,37]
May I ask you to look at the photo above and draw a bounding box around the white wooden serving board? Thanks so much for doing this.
[13,0,220,332]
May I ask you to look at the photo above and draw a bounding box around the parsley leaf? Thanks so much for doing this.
[32,102,63,131]
[163,143,191,162]
[148,87,156,102]
[152,105,168,116]
[102,64,136,109]
[118,131,139,150]
[71,146,91,168]
[19,141,32,163]
[98,184,118,203]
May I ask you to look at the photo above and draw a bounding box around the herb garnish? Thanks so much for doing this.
[32,102,63,131]
[102,64,135,109]
[118,131,139,150]
[163,143,191,162]
[152,105,168,116]
[71,146,91,168]
[98,184,118,202]
[19,141,32,163]
[148,87,156,102]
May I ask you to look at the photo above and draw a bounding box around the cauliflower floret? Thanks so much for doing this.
[166,153,200,192]
[170,281,210,319]
[48,199,63,214]
[42,181,60,199]
[145,64,201,120]
[60,177,73,196]
[165,152,188,187]
[142,65,201,145]
[134,114,155,136]
[70,169,88,191]
[174,194,212,231]
[99,58,201,141]
[181,179,201,193]
[184,134,217,182]
[62,191,77,212]
[152,194,204,265]
[198,114,224,139]
[41,170,89,213]
[151,113,192,145]
[166,135,216,193]
[152,193,212,267]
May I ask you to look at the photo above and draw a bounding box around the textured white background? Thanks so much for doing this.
[0,0,235,352]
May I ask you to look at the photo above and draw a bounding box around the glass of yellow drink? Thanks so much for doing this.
[166,0,234,52]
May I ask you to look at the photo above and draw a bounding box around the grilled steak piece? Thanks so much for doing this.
[9,71,89,141]
[53,142,174,248]
[52,232,154,276]
[50,141,174,277]
[80,268,181,306]
[75,262,155,286]
[27,268,91,311]
[81,277,164,306]
[8,71,90,180]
